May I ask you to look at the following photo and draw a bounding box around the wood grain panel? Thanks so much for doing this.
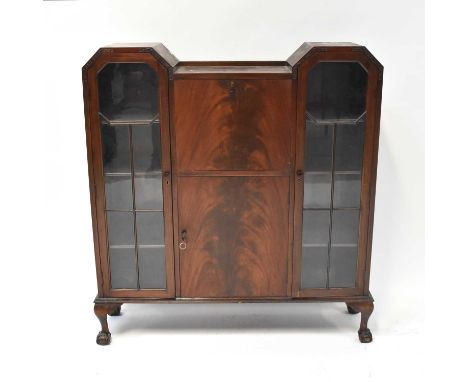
[173,79,292,172]
[178,176,289,298]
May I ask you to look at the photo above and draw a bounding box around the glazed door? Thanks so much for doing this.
[178,177,289,298]
[293,55,381,297]
[172,78,294,298]
[86,53,175,298]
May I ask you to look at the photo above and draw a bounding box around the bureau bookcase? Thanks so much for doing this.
[82,43,383,345]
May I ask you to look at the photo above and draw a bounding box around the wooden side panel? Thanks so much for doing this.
[173,79,292,172]
[178,176,290,298]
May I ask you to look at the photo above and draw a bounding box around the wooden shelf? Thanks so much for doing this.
[99,112,159,126]
[305,111,366,125]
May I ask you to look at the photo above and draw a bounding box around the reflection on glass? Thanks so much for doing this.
[331,210,360,245]
[106,211,135,246]
[105,175,133,210]
[305,124,332,172]
[109,247,138,289]
[329,246,358,288]
[333,173,361,208]
[134,174,163,210]
[99,63,166,290]
[301,247,328,288]
[301,62,367,289]
[138,247,166,289]
[334,123,365,171]
[136,212,165,245]
[101,125,131,174]
[302,210,330,245]
[304,173,331,208]
[306,62,367,121]
[133,123,162,172]
[98,63,159,122]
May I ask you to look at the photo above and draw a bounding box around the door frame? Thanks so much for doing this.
[292,48,384,298]
[83,48,176,298]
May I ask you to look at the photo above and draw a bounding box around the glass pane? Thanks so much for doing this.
[331,210,360,245]
[301,62,367,290]
[333,173,362,208]
[98,63,166,291]
[105,175,133,210]
[305,124,332,172]
[109,247,138,289]
[304,172,331,208]
[138,246,166,289]
[329,246,358,288]
[133,123,162,173]
[301,247,328,288]
[134,174,163,210]
[136,212,165,245]
[302,210,330,245]
[334,122,365,171]
[106,211,135,246]
[101,125,131,174]
[98,63,159,122]
[306,62,367,121]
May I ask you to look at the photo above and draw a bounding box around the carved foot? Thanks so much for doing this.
[358,328,373,343]
[346,304,359,314]
[109,304,122,316]
[96,331,111,345]
[346,300,374,343]
[94,303,121,345]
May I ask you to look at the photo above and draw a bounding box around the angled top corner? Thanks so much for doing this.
[286,42,363,68]
[286,42,383,73]
[82,43,179,72]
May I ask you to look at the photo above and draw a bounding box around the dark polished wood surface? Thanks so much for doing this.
[173,79,293,172]
[83,43,383,344]
[95,293,374,304]
[178,176,290,298]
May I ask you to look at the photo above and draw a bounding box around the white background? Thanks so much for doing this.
[0,0,462,381]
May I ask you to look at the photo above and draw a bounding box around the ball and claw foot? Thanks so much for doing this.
[109,306,121,316]
[347,304,359,314]
[96,331,111,345]
[358,328,373,343]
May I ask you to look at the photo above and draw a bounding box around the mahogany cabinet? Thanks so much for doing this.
[82,42,383,345]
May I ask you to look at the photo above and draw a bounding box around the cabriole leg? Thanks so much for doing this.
[109,303,122,316]
[346,300,374,343]
[346,303,359,314]
[94,304,121,345]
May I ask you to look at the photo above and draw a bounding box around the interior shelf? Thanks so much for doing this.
[303,207,360,211]
[105,208,164,213]
[110,244,165,249]
[305,170,361,175]
[105,171,162,177]
[100,112,160,126]
[305,110,366,125]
